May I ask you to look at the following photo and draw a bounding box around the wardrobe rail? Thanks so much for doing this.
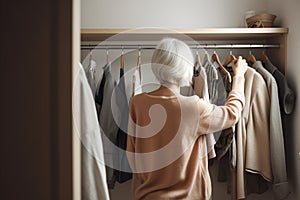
[81,44,280,50]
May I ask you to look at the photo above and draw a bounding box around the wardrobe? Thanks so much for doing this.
[80,27,290,200]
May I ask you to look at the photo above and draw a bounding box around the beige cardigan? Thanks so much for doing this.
[234,67,272,199]
[127,76,245,200]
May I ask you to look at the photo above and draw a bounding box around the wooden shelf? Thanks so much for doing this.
[81,28,288,41]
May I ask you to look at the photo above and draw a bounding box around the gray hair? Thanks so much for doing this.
[151,38,194,87]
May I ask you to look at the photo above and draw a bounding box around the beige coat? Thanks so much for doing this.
[234,67,272,199]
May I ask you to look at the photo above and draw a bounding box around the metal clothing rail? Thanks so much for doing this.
[81,44,280,50]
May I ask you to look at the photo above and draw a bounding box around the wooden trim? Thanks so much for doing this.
[81,28,288,41]
[81,28,288,34]
[72,0,81,200]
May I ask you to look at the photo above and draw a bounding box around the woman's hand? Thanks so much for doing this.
[232,56,248,76]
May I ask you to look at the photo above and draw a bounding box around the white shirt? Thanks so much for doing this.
[73,62,110,200]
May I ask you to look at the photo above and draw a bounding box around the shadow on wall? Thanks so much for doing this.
[285,76,299,199]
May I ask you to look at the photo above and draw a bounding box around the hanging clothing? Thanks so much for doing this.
[113,67,132,183]
[73,62,110,200]
[95,63,119,189]
[263,59,295,115]
[193,64,216,159]
[132,67,142,97]
[127,75,245,200]
[204,60,221,104]
[206,64,237,186]
[209,64,235,162]
[233,67,272,200]
[85,58,97,97]
[193,66,209,102]
[252,61,290,199]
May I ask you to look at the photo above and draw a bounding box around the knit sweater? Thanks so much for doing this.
[127,76,245,200]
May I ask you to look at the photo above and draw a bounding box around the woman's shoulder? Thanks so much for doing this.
[183,95,214,116]
[178,95,205,111]
[129,93,146,104]
[179,94,200,102]
[130,92,203,105]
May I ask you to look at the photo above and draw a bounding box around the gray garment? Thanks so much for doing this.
[73,63,110,200]
[85,59,97,98]
[194,64,216,159]
[263,59,295,115]
[97,63,119,189]
[204,61,222,104]
[206,63,235,161]
[252,61,290,199]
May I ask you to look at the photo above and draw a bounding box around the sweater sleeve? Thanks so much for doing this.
[197,75,245,135]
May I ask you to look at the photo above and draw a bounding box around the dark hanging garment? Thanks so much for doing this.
[95,63,119,189]
[262,59,295,115]
[212,65,235,162]
[113,68,132,183]
[211,65,236,183]
[95,67,106,115]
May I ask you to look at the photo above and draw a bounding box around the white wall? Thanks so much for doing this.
[267,1,300,200]
[81,0,267,28]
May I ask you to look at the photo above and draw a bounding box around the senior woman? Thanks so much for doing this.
[126,38,247,200]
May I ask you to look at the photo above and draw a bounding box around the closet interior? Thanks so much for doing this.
[80,27,290,200]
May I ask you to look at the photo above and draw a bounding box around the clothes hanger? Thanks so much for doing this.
[89,47,93,62]
[223,48,236,67]
[106,48,109,64]
[212,50,232,83]
[131,73,136,98]
[246,50,257,63]
[203,50,218,80]
[203,50,212,66]
[120,47,124,69]
[260,50,269,62]
[196,46,203,68]
[194,47,202,76]
[137,47,142,83]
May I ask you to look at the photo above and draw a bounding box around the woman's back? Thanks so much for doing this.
[127,85,211,200]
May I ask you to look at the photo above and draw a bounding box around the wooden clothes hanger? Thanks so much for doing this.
[196,50,203,67]
[120,48,124,69]
[203,51,218,80]
[137,48,142,83]
[203,50,212,66]
[194,49,203,76]
[260,50,269,62]
[131,74,136,98]
[246,51,257,63]
[223,50,236,67]
[212,51,232,83]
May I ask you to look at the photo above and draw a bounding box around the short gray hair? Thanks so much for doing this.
[151,38,194,87]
